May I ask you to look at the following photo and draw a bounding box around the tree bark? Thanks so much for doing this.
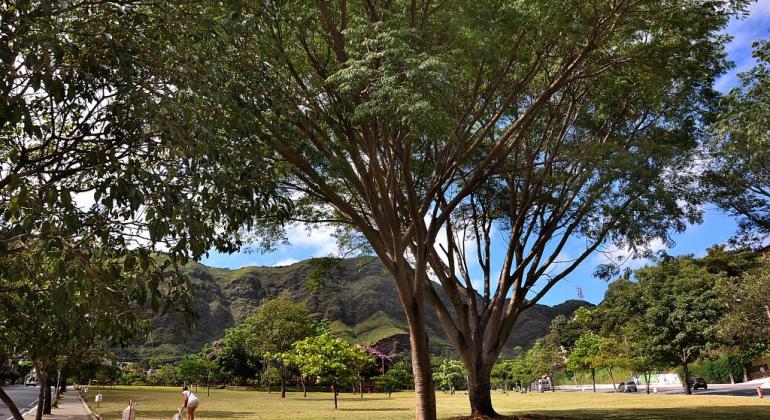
[35,373,45,420]
[607,368,617,392]
[332,383,338,409]
[404,300,437,420]
[466,364,496,418]
[591,368,596,393]
[0,386,24,420]
[682,360,692,395]
[43,377,52,414]
[644,371,651,394]
[280,374,286,399]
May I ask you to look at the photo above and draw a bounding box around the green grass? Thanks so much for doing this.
[84,386,770,419]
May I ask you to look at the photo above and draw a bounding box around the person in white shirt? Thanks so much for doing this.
[181,386,199,419]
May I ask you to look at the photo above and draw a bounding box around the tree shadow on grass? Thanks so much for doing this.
[450,406,770,420]
[338,407,411,412]
[98,410,257,419]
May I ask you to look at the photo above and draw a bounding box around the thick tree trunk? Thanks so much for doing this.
[280,374,286,399]
[400,291,437,420]
[682,361,692,395]
[467,366,496,418]
[0,386,24,420]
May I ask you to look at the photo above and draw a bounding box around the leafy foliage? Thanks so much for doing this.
[705,39,770,246]
[434,359,466,394]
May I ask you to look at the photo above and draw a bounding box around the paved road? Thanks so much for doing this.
[560,381,768,397]
[655,381,766,397]
[0,385,39,420]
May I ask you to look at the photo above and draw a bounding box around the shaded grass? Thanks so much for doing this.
[84,386,770,419]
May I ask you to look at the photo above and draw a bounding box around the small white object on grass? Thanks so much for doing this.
[122,400,136,420]
[173,407,183,420]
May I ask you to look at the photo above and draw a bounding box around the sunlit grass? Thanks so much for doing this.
[83,385,770,419]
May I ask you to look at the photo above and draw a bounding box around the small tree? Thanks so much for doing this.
[635,256,722,395]
[434,360,466,395]
[229,298,315,398]
[567,332,601,392]
[350,346,376,398]
[593,336,630,392]
[374,366,414,398]
[261,366,282,393]
[283,334,359,409]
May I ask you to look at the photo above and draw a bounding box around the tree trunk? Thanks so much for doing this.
[332,383,338,409]
[682,361,692,395]
[466,362,497,418]
[35,373,45,420]
[59,375,66,394]
[280,374,286,399]
[0,386,24,420]
[644,371,651,394]
[591,368,596,393]
[404,297,437,420]
[360,379,364,398]
[607,368,617,392]
[43,377,52,414]
[302,377,307,397]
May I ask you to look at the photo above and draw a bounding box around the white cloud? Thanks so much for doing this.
[272,257,300,267]
[74,191,95,210]
[283,223,339,256]
[594,238,668,270]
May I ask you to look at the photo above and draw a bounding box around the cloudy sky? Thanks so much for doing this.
[201,1,770,306]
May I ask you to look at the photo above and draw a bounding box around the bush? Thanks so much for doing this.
[678,355,744,384]
[374,365,413,394]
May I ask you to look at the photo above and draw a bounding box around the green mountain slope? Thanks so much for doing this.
[119,257,591,362]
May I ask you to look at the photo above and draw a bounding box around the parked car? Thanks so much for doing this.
[537,379,551,392]
[617,380,638,392]
[24,376,38,387]
[690,377,708,390]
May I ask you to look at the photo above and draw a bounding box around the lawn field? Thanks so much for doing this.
[83,386,770,419]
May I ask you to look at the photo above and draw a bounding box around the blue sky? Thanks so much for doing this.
[202,2,770,306]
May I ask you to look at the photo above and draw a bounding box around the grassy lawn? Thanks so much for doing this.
[83,386,770,419]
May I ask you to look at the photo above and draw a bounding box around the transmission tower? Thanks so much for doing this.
[576,287,585,301]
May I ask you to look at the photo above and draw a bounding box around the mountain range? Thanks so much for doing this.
[118,257,591,362]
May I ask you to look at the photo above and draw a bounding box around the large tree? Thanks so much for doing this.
[228,298,315,398]
[1,2,289,418]
[186,1,742,417]
[634,256,723,395]
[705,38,770,246]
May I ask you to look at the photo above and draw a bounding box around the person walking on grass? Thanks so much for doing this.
[181,386,199,419]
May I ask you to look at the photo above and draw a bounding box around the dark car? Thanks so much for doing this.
[617,380,638,393]
[690,377,708,390]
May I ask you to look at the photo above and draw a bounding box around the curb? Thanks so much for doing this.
[6,403,36,420]
[77,392,100,420]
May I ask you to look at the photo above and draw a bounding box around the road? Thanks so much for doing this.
[0,385,39,420]
[655,381,766,397]
[559,381,768,397]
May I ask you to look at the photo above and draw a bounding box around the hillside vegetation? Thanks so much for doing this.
[118,257,590,362]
